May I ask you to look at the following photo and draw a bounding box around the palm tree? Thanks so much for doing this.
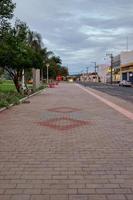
[27,31,44,83]
[49,55,62,65]
[28,31,43,51]
[40,47,53,81]
[48,55,62,79]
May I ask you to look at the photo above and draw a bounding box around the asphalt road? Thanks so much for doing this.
[78,82,133,104]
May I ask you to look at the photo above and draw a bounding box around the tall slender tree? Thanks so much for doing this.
[40,47,53,80]
[28,31,43,51]
[0,0,66,92]
[0,20,43,93]
[46,55,62,79]
[0,0,16,38]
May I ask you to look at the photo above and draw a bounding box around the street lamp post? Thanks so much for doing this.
[46,63,49,84]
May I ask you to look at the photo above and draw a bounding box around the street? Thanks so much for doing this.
[0,83,133,200]
[79,82,133,104]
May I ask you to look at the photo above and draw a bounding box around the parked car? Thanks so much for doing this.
[68,78,74,83]
[119,80,132,87]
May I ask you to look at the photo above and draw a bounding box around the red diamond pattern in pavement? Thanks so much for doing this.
[37,117,92,131]
[47,106,80,113]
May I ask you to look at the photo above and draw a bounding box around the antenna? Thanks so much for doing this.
[86,67,89,74]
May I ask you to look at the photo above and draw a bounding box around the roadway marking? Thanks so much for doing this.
[76,84,133,121]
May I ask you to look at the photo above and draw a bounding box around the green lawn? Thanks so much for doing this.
[0,80,16,93]
[0,80,23,108]
[0,79,44,108]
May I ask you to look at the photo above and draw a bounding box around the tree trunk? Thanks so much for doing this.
[13,75,21,93]
[41,68,43,82]
[4,68,22,94]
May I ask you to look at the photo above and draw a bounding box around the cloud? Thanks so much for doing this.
[13,0,133,74]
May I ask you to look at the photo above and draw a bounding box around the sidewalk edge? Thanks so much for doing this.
[76,83,133,121]
[0,89,45,113]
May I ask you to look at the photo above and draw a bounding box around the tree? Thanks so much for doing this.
[0,20,43,93]
[28,31,43,51]
[49,55,62,65]
[59,66,69,77]
[46,55,62,79]
[41,48,53,64]
[0,0,16,38]
[28,31,45,81]
[40,47,53,80]
[0,0,64,91]
[0,68,4,78]
[0,0,15,19]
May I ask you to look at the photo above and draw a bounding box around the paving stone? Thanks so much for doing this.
[107,194,126,200]
[69,195,88,200]
[31,195,50,200]
[50,195,68,200]
[126,194,133,200]
[0,195,11,200]
[88,195,107,200]
[10,195,30,200]
[0,83,133,198]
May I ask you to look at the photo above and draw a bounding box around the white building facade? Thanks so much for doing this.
[98,64,110,83]
[120,51,133,83]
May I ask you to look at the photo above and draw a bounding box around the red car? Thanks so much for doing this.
[56,75,62,81]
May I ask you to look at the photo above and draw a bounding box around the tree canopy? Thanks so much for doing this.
[0,0,16,37]
[0,0,15,19]
[0,0,69,93]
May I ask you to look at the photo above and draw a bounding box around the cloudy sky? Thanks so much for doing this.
[13,0,133,74]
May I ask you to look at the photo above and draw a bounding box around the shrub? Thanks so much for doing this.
[0,92,24,108]
[0,79,3,84]
[0,99,9,108]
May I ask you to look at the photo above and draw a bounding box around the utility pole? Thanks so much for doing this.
[91,62,97,82]
[110,54,113,84]
[106,53,113,84]
[86,67,89,74]
[86,67,89,82]
[94,62,97,74]
[91,62,97,73]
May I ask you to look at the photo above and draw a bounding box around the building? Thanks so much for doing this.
[120,51,133,83]
[80,72,99,82]
[111,51,133,83]
[98,64,110,83]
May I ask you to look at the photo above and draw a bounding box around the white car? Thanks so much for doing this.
[119,80,132,87]
[68,79,74,83]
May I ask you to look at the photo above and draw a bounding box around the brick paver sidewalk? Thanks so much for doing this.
[0,83,133,200]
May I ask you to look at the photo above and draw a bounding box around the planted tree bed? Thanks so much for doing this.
[0,80,45,108]
[0,80,24,108]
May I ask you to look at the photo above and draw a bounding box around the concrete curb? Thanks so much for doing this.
[76,83,133,121]
[0,89,45,113]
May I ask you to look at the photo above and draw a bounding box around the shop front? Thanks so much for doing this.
[121,64,133,83]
